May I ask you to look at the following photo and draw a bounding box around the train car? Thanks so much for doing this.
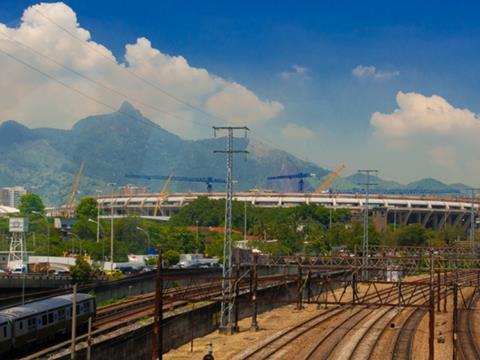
[0,315,12,355]
[55,294,96,330]
[0,293,95,355]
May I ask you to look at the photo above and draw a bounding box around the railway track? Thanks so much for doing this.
[391,308,427,360]
[457,292,480,360]
[238,272,477,360]
[236,277,426,360]
[20,281,224,359]
[22,273,294,359]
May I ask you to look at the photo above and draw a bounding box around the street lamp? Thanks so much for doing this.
[95,190,102,243]
[136,226,150,255]
[88,218,105,262]
[68,232,81,255]
[196,220,199,253]
[32,211,50,265]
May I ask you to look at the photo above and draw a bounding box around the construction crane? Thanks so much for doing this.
[316,164,346,193]
[65,162,84,217]
[125,174,226,193]
[154,174,174,216]
[266,172,315,193]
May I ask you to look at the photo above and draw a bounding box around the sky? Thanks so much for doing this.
[1,1,480,185]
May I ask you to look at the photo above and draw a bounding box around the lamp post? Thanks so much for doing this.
[196,220,199,253]
[107,183,116,271]
[32,211,50,266]
[88,218,105,263]
[68,232,81,255]
[95,190,102,243]
[136,226,151,255]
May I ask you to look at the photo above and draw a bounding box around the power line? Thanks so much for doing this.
[2,9,326,175]
[0,30,213,130]
[31,8,318,165]
[32,8,229,126]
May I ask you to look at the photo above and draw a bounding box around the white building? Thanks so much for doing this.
[0,186,27,208]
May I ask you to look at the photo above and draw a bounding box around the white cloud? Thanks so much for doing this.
[279,64,310,81]
[281,123,315,140]
[206,83,284,125]
[352,64,399,80]
[371,91,480,140]
[429,146,457,169]
[0,2,283,136]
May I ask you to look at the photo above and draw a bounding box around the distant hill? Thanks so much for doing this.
[0,102,471,205]
[0,102,330,205]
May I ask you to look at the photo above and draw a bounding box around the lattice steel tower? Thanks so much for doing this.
[213,126,249,333]
[358,169,378,278]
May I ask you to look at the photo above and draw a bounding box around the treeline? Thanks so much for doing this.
[0,195,469,261]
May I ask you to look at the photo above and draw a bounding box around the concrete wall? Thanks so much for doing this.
[0,268,222,308]
[63,273,325,360]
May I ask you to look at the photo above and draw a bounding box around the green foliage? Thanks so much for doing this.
[395,224,433,246]
[75,197,98,219]
[163,249,180,265]
[70,256,94,284]
[19,193,45,215]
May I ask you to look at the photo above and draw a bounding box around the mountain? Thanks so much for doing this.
[0,102,471,205]
[0,102,330,205]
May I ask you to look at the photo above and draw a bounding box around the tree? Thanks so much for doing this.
[19,193,45,215]
[75,197,98,219]
[163,249,180,265]
[395,224,430,246]
[70,257,94,284]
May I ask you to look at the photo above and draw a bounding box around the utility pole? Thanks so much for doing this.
[428,252,434,360]
[108,182,116,272]
[71,284,77,360]
[244,201,247,241]
[213,126,249,334]
[152,248,163,360]
[358,169,378,279]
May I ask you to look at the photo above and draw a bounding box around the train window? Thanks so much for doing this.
[42,314,47,326]
[84,302,90,312]
[3,326,6,338]
[59,308,65,320]
[18,321,23,331]
[48,313,54,323]
[28,318,36,330]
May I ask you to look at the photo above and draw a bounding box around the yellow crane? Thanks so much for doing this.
[154,174,174,216]
[65,161,84,217]
[316,164,346,193]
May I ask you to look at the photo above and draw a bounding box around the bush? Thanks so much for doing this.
[70,257,94,284]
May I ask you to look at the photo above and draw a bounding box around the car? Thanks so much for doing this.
[118,266,139,275]
[55,270,70,276]
[12,267,26,274]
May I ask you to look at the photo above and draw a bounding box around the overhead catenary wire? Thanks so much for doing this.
[31,7,229,126]
[29,8,322,167]
[1,8,330,172]
[0,30,213,130]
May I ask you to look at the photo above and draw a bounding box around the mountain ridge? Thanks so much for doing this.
[0,102,471,205]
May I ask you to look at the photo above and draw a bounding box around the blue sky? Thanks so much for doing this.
[1,1,480,184]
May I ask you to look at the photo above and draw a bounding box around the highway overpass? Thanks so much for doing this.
[89,192,480,232]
